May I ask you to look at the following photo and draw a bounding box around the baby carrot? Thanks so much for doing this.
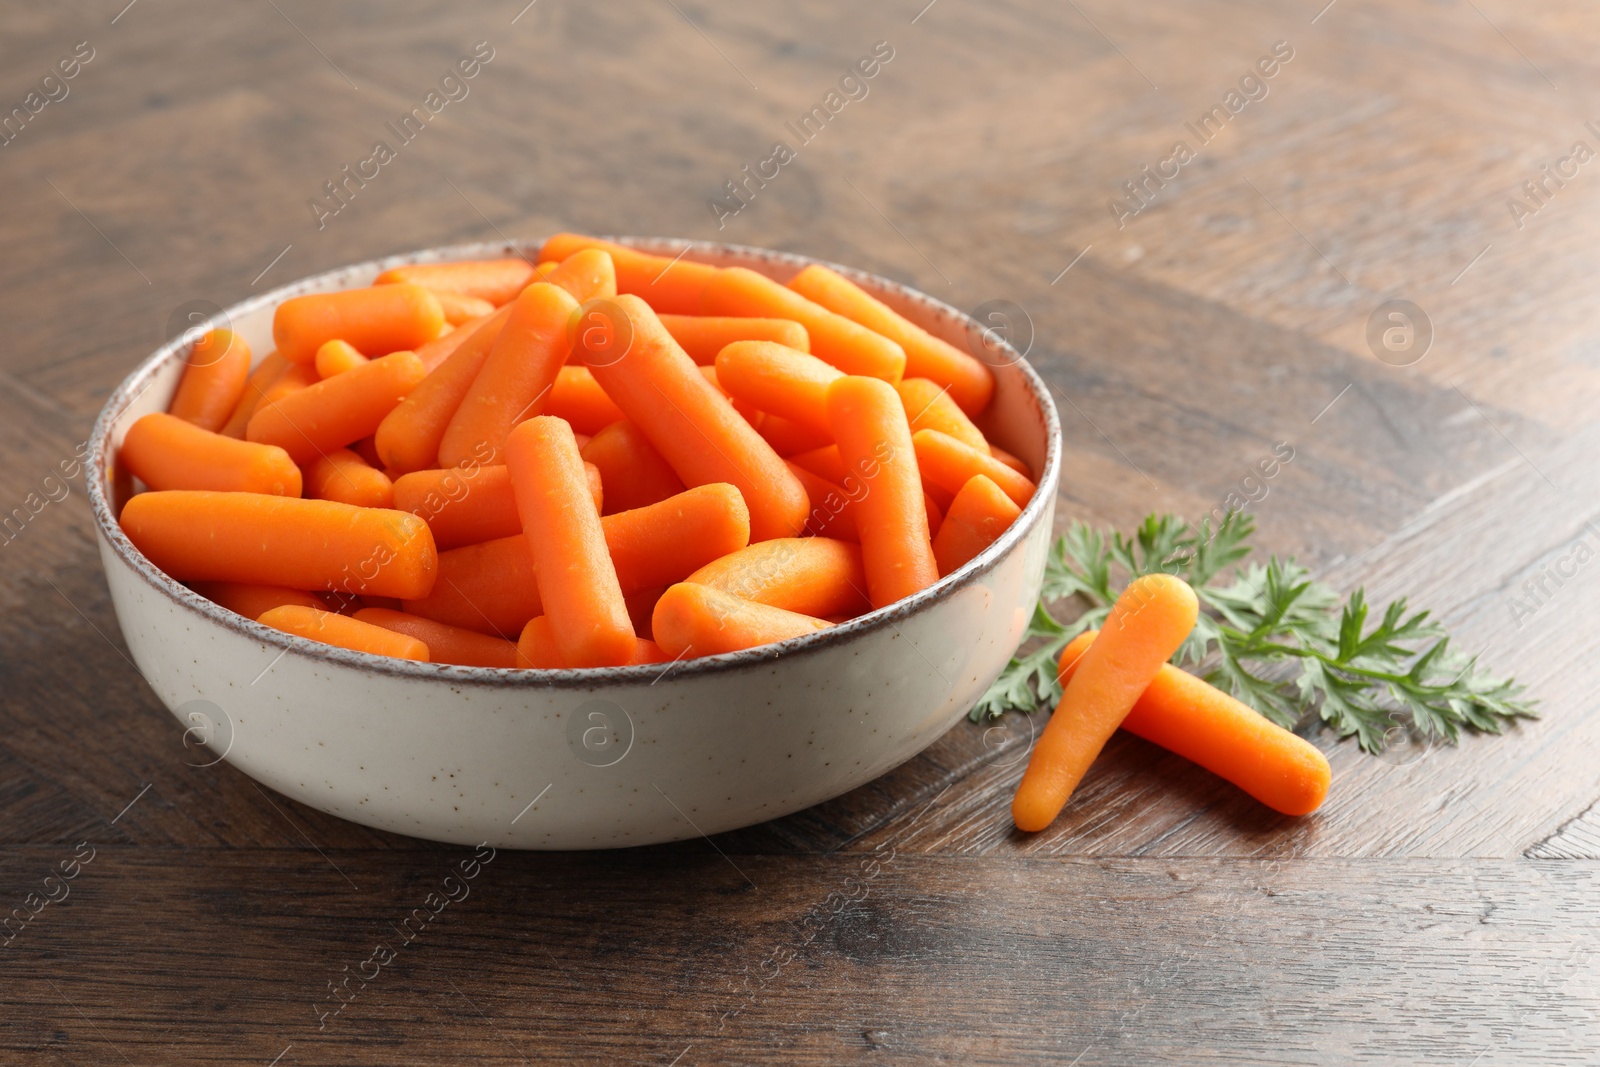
[932,474,1022,575]
[895,378,987,452]
[414,310,490,372]
[354,607,522,668]
[505,416,635,668]
[788,263,993,414]
[258,605,430,661]
[375,259,539,306]
[924,492,944,540]
[170,328,251,432]
[715,341,843,437]
[1057,630,1332,816]
[432,291,496,325]
[248,351,427,465]
[652,583,831,659]
[392,462,601,550]
[314,339,369,378]
[541,247,618,303]
[538,234,715,314]
[219,352,290,439]
[701,267,906,382]
[121,491,437,599]
[191,581,324,620]
[439,282,578,467]
[826,376,938,608]
[624,584,665,639]
[658,314,810,363]
[274,283,444,364]
[400,534,540,637]
[580,419,684,514]
[304,448,395,509]
[789,444,847,484]
[580,295,809,542]
[515,616,670,668]
[698,364,764,429]
[912,428,1035,508]
[121,413,302,497]
[756,415,830,457]
[373,306,511,474]
[255,362,319,410]
[688,537,868,618]
[787,462,859,541]
[1012,574,1199,832]
[546,365,626,435]
[602,482,750,593]
[989,443,1031,479]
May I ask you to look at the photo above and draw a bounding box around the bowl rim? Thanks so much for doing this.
[88,237,1062,689]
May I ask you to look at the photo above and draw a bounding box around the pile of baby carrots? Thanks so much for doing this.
[118,234,1033,673]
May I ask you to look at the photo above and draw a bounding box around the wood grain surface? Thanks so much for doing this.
[3,0,1598,1063]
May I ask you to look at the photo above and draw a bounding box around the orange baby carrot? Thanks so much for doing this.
[658,314,810,364]
[373,306,511,474]
[989,443,1031,479]
[624,584,665,639]
[258,604,430,661]
[431,291,496,325]
[602,482,750,593]
[392,462,600,550]
[170,328,251,432]
[122,413,302,496]
[255,362,319,410]
[579,295,809,542]
[414,310,490,372]
[895,378,987,452]
[121,491,437,599]
[756,415,829,457]
[219,352,290,439]
[715,341,843,437]
[1012,574,1199,832]
[1056,630,1332,816]
[538,234,715,314]
[580,419,684,514]
[354,607,522,668]
[191,581,324,620]
[541,247,617,303]
[652,583,830,659]
[546,365,626,435]
[932,474,1022,575]
[789,444,847,484]
[248,351,427,465]
[701,267,906,382]
[787,462,859,542]
[515,616,670,668]
[274,283,444,364]
[696,364,764,429]
[400,534,540,637]
[788,263,993,414]
[912,429,1035,508]
[506,416,635,667]
[304,448,394,509]
[924,491,944,540]
[688,537,868,618]
[826,376,938,608]
[375,259,539,306]
[314,339,369,378]
[439,282,578,467]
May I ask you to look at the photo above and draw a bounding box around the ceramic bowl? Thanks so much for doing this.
[88,238,1061,849]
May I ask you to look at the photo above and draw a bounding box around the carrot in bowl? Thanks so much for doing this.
[538,234,715,314]
[121,413,302,497]
[373,306,511,474]
[191,581,324,620]
[546,366,626,435]
[400,534,541,637]
[787,462,859,542]
[273,283,444,364]
[1056,630,1332,816]
[354,607,523,668]
[715,341,843,437]
[219,352,290,439]
[932,474,1022,575]
[688,537,868,618]
[392,462,601,550]
[911,428,1035,508]
[579,420,684,514]
[1012,574,1199,832]
[602,482,751,594]
[701,267,906,382]
[170,328,251,432]
[258,604,430,661]
[515,616,670,668]
[895,378,987,452]
[431,291,496,326]
[652,582,831,659]
[248,351,427,465]
[541,247,618,303]
[304,448,394,509]
[313,339,369,378]
[375,258,539,306]
[121,491,437,599]
[658,314,809,363]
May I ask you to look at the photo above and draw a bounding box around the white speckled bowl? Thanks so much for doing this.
[89,238,1061,849]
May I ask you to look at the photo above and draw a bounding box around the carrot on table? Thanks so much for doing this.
[258,604,430,661]
[895,378,987,452]
[788,263,993,413]
[688,537,868,618]
[602,482,750,593]
[580,420,684,514]
[1056,630,1332,816]
[354,607,523,668]
[701,267,906,382]
[170,328,251,432]
[787,462,859,542]
[374,259,538,307]
[546,365,626,435]
[219,352,290,439]
[658,314,809,363]
[121,413,302,497]
[505,417,635,667]
[304,448,395,509]
[541,248,618,303]
[248,351,427,465]
[515,616,669,668]
[1012,574,1200,832]
[373,306,511,474]
[191,581,323,620]
[314,339,369,378]
[121,491,437,599]
[538,234,715,315]
[912,428,1035,508]
[439,282,578,467]
[431,291,496,326]
[715,341,843,437]
[652,583,830,659]
[273,283,444,364]
[579,295,809,542]
[932,474,1022,575]
[826,376,938,608]
[400,534,540,637]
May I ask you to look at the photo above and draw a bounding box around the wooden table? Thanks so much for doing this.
[4,1,1598,1062]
